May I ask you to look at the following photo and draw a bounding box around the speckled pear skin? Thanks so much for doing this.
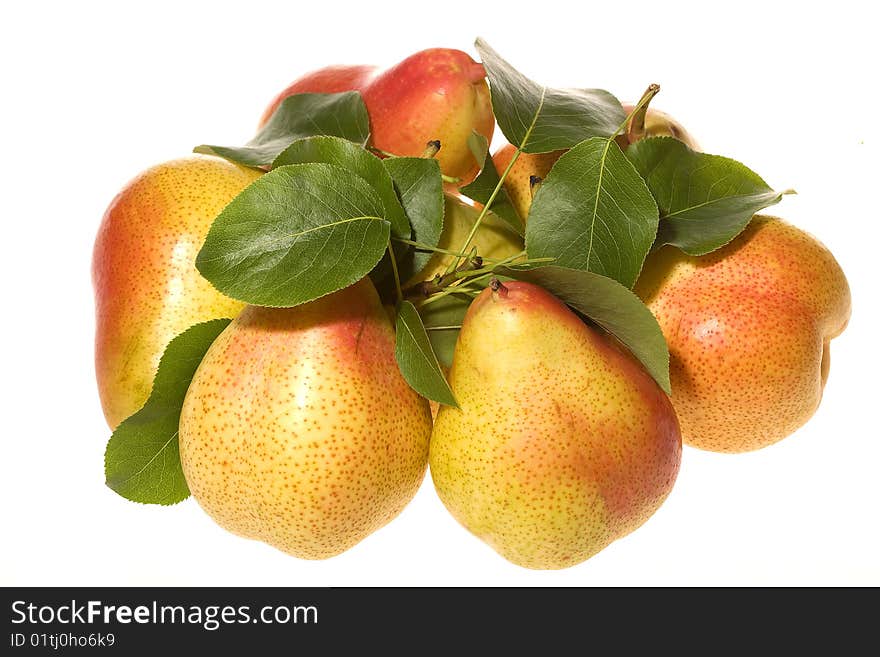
[429,282,682,570]
[179,279,432,560]
[92,155,262,428]
[635,216,851,453]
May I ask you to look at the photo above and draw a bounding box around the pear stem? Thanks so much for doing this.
[529,175,543,199]
[386,241,403,306]
[421,140,442,159]
[444,149,523,276]
[415,251,551,306]
[406,252,485,298]
[449,256,551,282]
[392,238,474,258]
[417,284,483,306]
[490,277,509,298]
[615,83,661,146]
[371,146,397,158]
[369,144,460,183]
[445,88,546,276]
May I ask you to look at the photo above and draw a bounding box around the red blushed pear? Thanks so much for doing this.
[93,155,262,428]
[361,48,493,183]
[258,64,378,128]
[635,216,851,453]
[429,281,682,569]
[259,49,494,184]
[178,278,432,559]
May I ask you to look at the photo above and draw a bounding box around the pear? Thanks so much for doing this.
[404,195,524,289]
[430,281,682,569]
[362,49,493,182]
[178,278,432,559]
[260,49,494,183]
[92,154,261,428]
[635,216,851,453]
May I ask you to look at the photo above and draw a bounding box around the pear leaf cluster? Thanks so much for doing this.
[195,91,370,167]
[472,39,789,385]
[104,319,231,505]
[197,115,452,407]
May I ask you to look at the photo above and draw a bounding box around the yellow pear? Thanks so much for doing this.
[404,195,523,288]
[179,279,432,559]
[635,216,851,452]
[430,281,682,569]
[93,154,261,428]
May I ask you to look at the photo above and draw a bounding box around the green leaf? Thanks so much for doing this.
[459,132,524,235]
[419,293,473,369]
[475,38,625,153]
[395,301,458,407]
[273,136,410,239]
[197,163,390,307]
[498,265,670,393]
[194,92,370,167]
[526,137,659,289]
[104,319,231,505]
[627,137,790,255]
[383,157,444,281]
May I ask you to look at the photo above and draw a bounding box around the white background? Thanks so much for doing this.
[1,1,877,586]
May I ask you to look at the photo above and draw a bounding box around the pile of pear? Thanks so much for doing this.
[493,121,850,455]
[94,49,850,570]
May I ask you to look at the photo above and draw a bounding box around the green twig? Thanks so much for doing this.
[445,88,548,275]
[386,242,403,305]
[392,238,473,258]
